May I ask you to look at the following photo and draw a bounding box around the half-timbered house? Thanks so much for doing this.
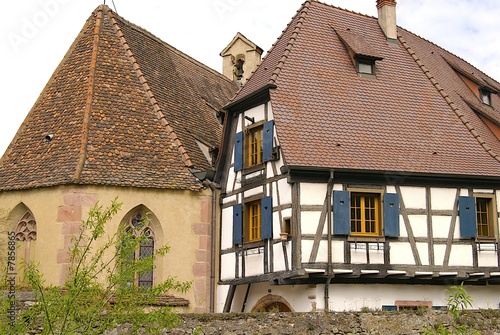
[215,0,500,312]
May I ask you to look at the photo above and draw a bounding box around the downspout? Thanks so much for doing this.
[324,170,334,312]
[205,180,219,313]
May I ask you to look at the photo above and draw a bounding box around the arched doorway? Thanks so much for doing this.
[251,294,293,312]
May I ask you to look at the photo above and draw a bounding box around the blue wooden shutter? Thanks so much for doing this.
[333,190,350,235]
[263,120,274,162]
[234,131,243,172]
[233,204,243,245]
[261,196,273,239]
[459,196,476,238]
[384,193,400,237]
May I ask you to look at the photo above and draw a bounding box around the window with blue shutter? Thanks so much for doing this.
[234,132,243,172]
[333,190,350,235]
[233,204,243,245]
[262,120,274,162]
[384,193,400,237]
[261,196,273,239]
[459,196,476,238]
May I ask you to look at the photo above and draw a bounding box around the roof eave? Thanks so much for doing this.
[285,166,500,188]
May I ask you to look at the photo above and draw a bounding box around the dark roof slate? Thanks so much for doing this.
[0,6,237,191]
[227,0,500,178]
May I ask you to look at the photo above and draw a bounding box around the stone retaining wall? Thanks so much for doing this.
[107,310,500,335]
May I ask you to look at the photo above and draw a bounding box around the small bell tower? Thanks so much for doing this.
[220,32,263,86]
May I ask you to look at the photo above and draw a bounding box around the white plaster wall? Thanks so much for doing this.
[386,185,397,193]
[272,212,281,239]
[332,241,344,263]
[478,249,498,267]
[314,240,328,263]
[301,240,314,263]
[273,241,290,272]
[400,186,426,209]
[448,245,473,266]
[332,183,344,191]
[216,284,230,313]
[243,186,264,199]
[300,183,327,205]
[497,190,500,210]
[275,178,292,205]
[351,249,367,264]
[390,243,416,265]
[226,170,237,193]
[432,216,452,238]
[243,105,266,126]
[233,282,500,312]
[221,207,233,250]
[301,211,323,235]
[433,244,446,266]
[408,215,427,237]
[416,242,429,266]
[220,253,235,281]
[459,188,470,197]
[431,188,456,210]
[245,253,264,277]
[222,195,237,205]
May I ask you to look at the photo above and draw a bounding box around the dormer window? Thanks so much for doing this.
[356,57,375,75]
[479,88,491,106]
[334,28,383,78]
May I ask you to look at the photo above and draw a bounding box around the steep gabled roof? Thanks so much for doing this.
[0,5,237,191]
[225,0,500,178]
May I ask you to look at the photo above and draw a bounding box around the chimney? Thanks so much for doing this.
[376,0,397,41]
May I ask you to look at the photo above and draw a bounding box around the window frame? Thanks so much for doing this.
[479,88,492,106]
[245,199,262,243]
[349,191,382,237]
[124,212,156,288]
[333,189,400,239]
[233,196,273,246]
[474,194,497,240]
[355,56,376,76]
[244,122,264,169]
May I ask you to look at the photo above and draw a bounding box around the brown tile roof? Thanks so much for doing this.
[227,0,500,178]
[0,5,237,191]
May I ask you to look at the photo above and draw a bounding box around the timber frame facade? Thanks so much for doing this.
[215,0,500,313]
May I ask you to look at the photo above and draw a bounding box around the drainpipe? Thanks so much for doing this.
[204,180,219,313]
[324,170,334,312]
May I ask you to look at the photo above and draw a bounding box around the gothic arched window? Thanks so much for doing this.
[124,212,155,288]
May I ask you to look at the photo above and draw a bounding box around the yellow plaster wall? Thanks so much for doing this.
[0,185,213,312]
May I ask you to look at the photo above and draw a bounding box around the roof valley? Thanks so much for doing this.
[398,34,500,163]
[108,10,194,169]
[73,6,104,182]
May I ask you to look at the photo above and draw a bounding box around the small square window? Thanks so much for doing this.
[358,61,374,74]
[479,89,491,105]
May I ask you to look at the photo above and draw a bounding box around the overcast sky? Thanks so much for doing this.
[0,0,499,157]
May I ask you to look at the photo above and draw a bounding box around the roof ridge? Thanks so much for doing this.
[73,6,104,181]
[313,0,376,20]
[107,9,194,168]
[109,10,233,85]
[398,34,500,163]
[268,0,312,85]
